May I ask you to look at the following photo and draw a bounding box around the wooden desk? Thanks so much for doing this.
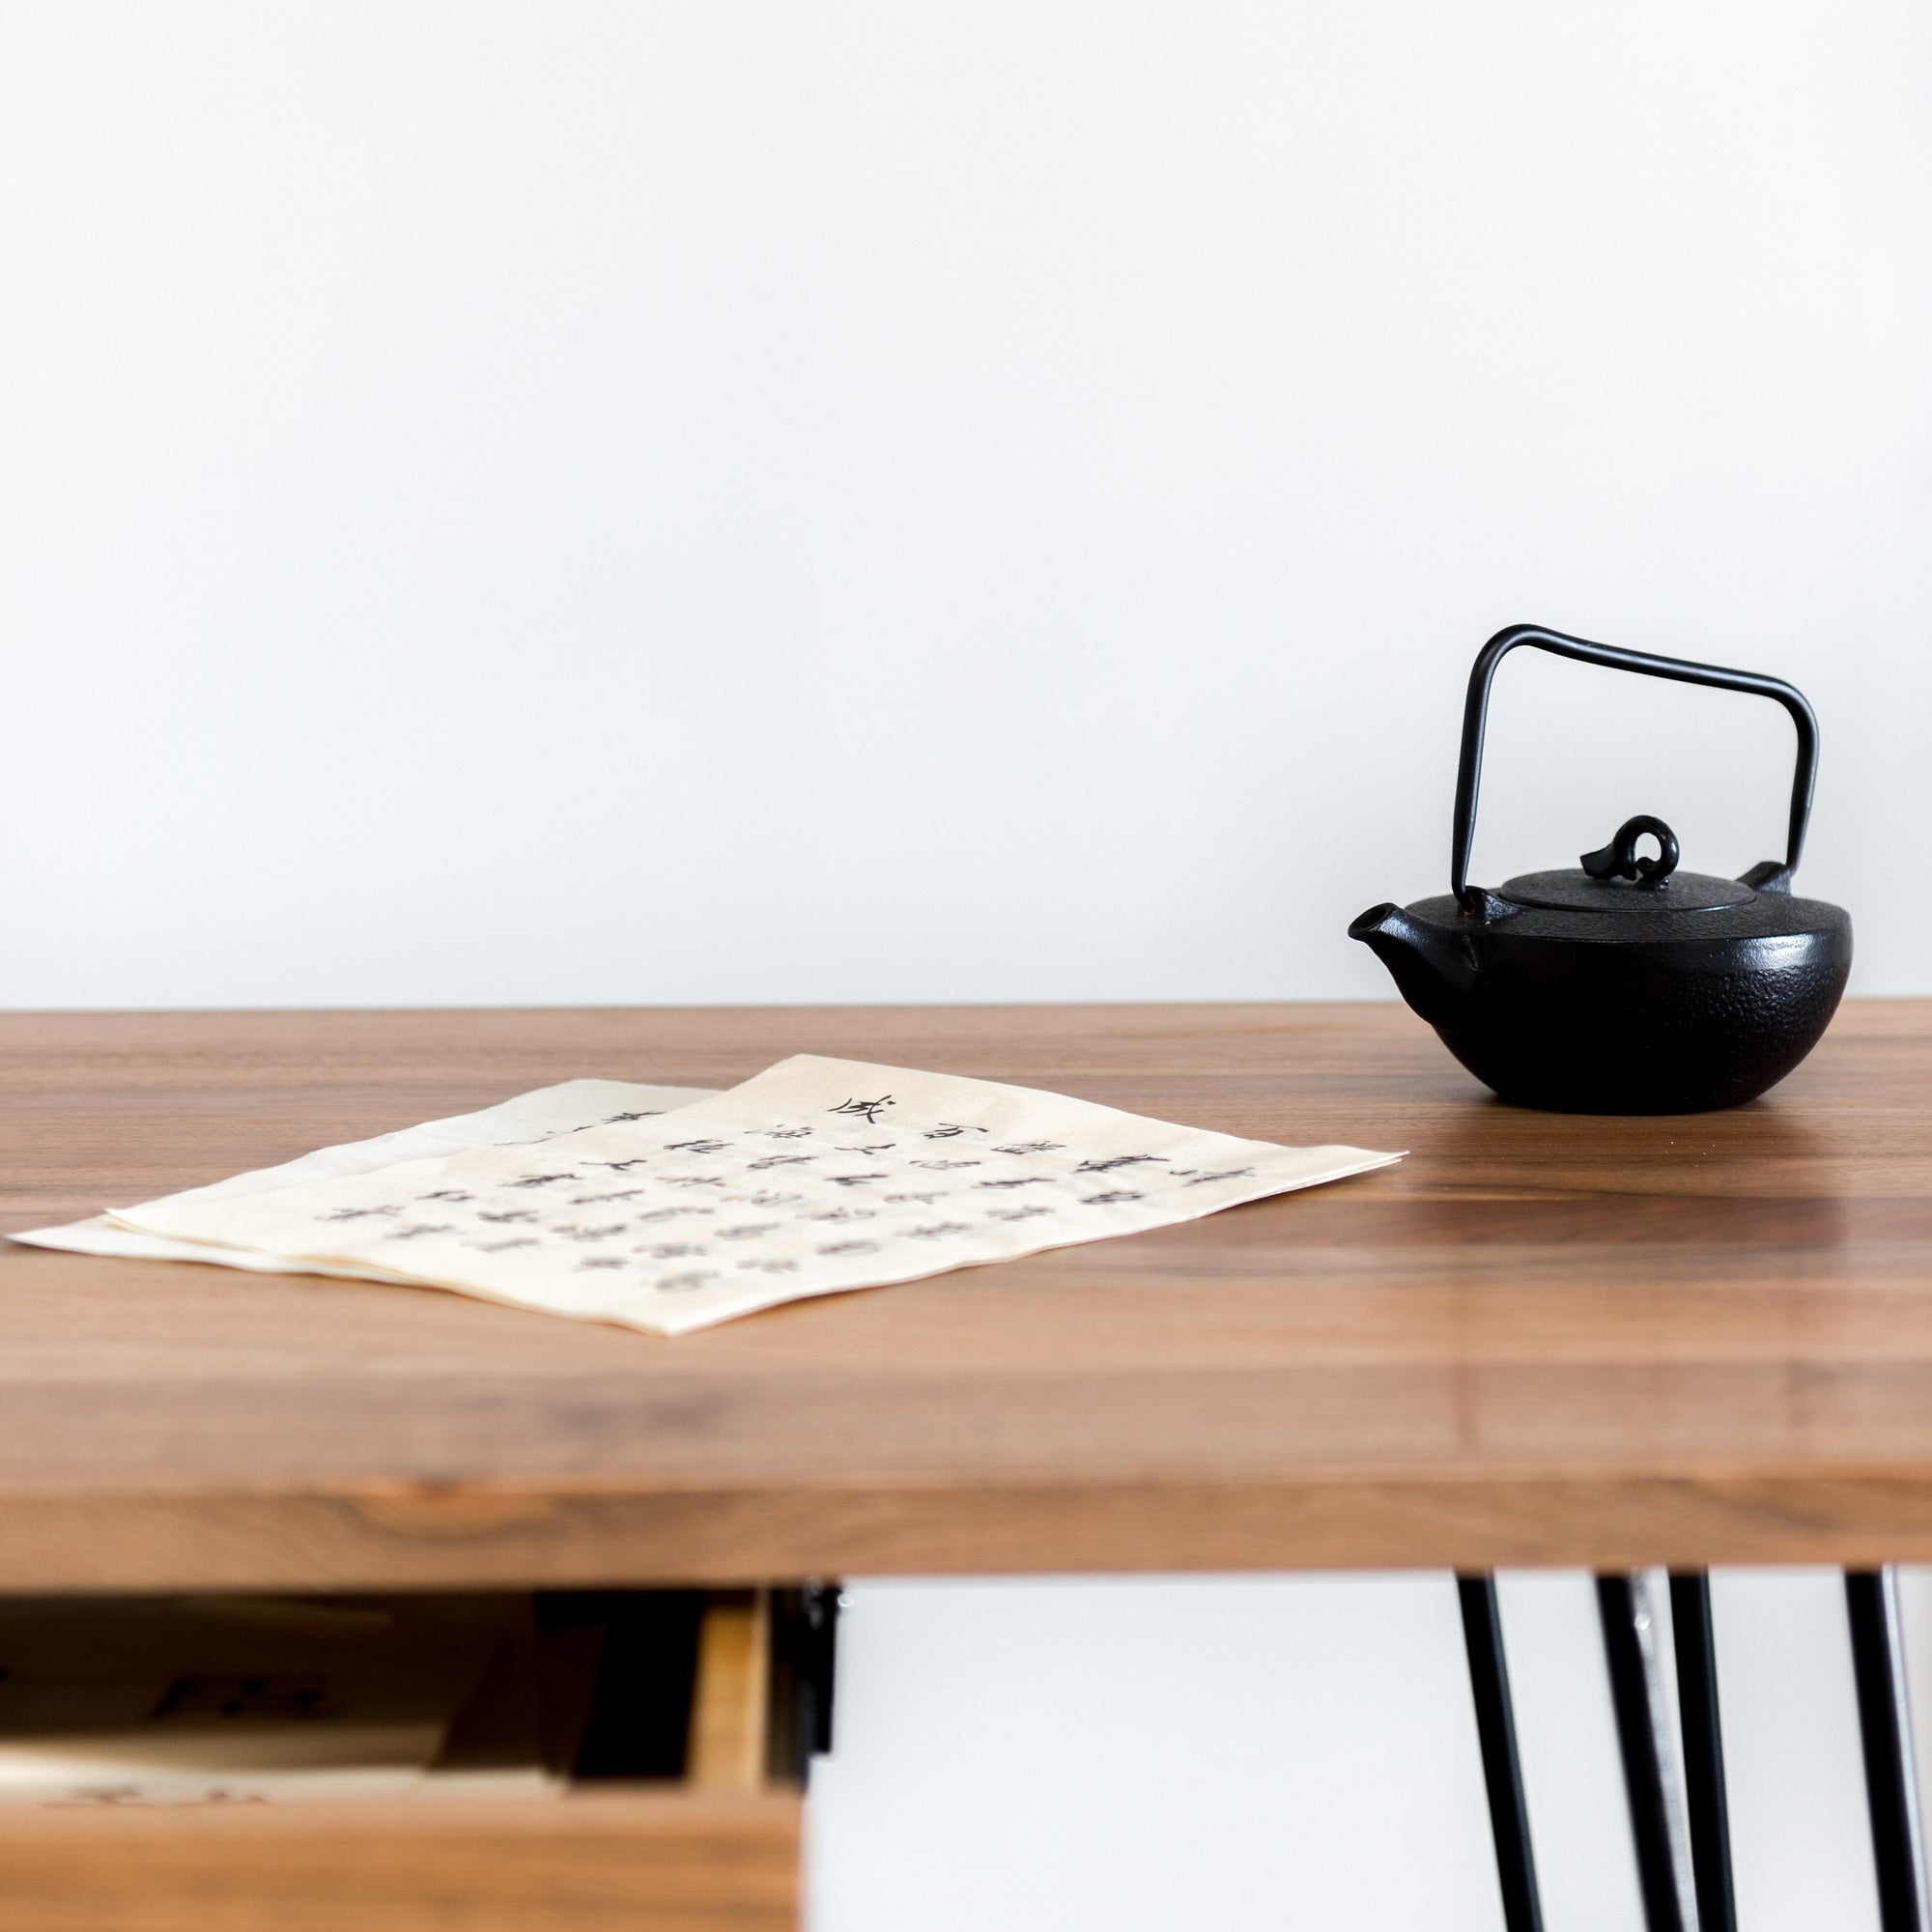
[4,999,1930,1588]
[1,999,1927,1929]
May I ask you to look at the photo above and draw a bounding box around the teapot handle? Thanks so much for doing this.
[1450,624,1819,913]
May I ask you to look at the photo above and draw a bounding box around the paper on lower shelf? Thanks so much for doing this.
[0,1595,534,1806]
[9,1078,717,1281]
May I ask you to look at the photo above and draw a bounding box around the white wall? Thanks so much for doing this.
[814,1571,1891,1932]
[4,5,1930,1928]
[1,0,1928,1009]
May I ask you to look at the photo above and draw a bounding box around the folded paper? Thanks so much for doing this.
[115,1055,1402,1335]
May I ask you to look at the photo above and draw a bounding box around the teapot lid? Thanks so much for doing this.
[1498,815,1756,913]
[1499,869,1753,913]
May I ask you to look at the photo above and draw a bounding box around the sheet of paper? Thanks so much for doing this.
[115,1055,1402,1335]
[9,1078,717,1281]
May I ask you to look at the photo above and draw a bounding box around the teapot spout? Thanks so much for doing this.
[1349,902,1477,1026]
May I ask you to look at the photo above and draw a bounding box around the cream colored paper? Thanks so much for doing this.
[10,1078,716,1281]
[116,1055,1402,1335]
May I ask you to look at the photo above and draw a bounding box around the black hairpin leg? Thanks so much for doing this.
[1597,1573,1697,1932]
[1669,1572,1737,1932]
[1847,1569,1931,1932]
[1458,1574,1545,1932]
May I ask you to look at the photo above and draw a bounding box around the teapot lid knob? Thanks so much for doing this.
[1580,816,1679,889]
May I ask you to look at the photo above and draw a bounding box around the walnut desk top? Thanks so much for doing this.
[1,1001,1927,1592]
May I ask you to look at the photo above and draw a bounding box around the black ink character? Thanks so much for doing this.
[384,1222,457,1240]
[1080,1190,1144,1206]
[640,1241,708,1261]
[904,1222,972,1239]
[556,1224,627,1242]
[601,1110,666,1123]
[505,1173,579,1189]
[911,1158,981,1171]
[156,1674,335,1720]
[809,1207,876,1223]
[666,1138,731,1154]
[718,1223,781,1240]
[1185,1168,1256,1185]
[417,1189,474,1203]
[748,1154,816,1170]
[848,1143,897,1155]
[884,1191,945,1205]
[655,1270,717,1293]
[577,1256,628,1270]
[668,1175,727,1187]
[763,1125,815,1139]
[584,1158,650,1173]
[975,1176,1054,1189]
[923,1123,987,1140]
[738,1190,802,1208]
[992,1142,1065,1156]
[736,1257,799,1274]
[986,1205,1052,1222]
[1073,1155,1166,1174]
[477,1209,539,1225]
[827,1173,888,1188]
[570,1188,645,1205]
[816,1239,880,1257]
[317,1205,403,1222]
[477,1236,541,1253]
[830,1095,895,1124]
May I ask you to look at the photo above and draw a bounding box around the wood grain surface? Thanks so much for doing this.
[0,1791,800,1932]
[687,1592,772,1793]
[3,1000,1930,1585]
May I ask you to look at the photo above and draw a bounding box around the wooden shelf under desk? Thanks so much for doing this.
[2,999,1932,1585]
[0,1793,799,1932]
[0,1589,802,1932]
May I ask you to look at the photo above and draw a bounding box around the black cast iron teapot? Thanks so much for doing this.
[1350,625,1852,1113]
